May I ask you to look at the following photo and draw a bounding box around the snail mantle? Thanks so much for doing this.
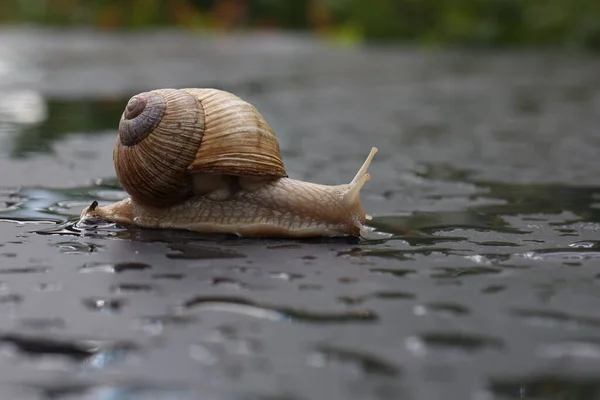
[80,88,378,238]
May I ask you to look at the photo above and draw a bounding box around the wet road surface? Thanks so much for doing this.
[0,28,600,400]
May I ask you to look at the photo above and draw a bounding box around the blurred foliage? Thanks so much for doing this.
[2,0,600,49]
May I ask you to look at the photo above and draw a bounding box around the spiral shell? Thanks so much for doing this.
[114,88,287,207]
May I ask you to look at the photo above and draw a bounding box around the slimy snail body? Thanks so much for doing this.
[81,88,377,238]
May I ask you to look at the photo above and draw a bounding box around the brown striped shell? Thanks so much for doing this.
[114,88,287,207]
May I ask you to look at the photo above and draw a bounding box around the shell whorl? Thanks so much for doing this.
[119,92,166,146]
[182,88,287,177]
[114,89,205,207]
[113,88,287,208]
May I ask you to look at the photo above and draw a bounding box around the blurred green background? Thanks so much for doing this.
[2,0,600,50]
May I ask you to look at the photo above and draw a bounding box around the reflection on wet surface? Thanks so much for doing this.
[1,28,600,400]
[487,374,600,400]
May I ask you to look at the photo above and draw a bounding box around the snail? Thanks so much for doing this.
[80,88,377,238]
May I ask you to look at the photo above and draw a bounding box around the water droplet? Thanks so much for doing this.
[20,382,194,399]
[481,284,506,294]
[414,302,470,317]
[475,241,520,247]
[340,247,459,261]
[0,293,22,305]
[79,261,151,273]
[20,318,66,331]
[269,272,304,281]
[339,291,415,305]
[82,298,127,314]
[206,277,250,290]
[368,212,527,238]
[370,268,417,278]
[228,338,263,356]
[0,189,26,212]
[182,296,378,323]
[37,217,125,238]
[569,240,600,249]
[56,241,103,254]
[151,273,184,280]
[409,332,504,355]
[189,343,220,365]
[519,248,600,261]
[110,283,155,293]
[137,314,199,336]
[0,266,48,275]
[464,254,494,264]
[35,281,61,292]
[0,333,138,369]
[226,265,261,275]
[308,345,400,377]
[166,243,246,260]
[267,244,302,250]
[537,339,600,360]
[509,308,600,329]
[0,217,61,226]
[298,284,323,291]
[487,374,600,400]
[431,266,502,278]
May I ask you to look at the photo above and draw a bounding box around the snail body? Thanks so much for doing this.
[82,88,377,238]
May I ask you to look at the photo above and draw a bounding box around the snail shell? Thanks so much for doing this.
[114,88,287,208]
